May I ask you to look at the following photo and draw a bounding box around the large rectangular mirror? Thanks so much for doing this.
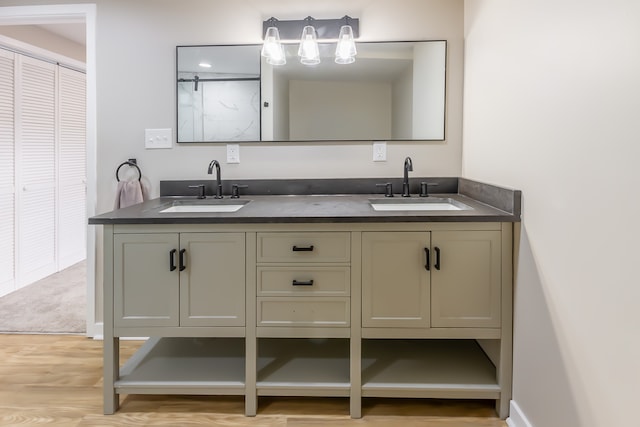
[177,41,446,143]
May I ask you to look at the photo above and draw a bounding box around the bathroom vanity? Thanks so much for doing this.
[90,177,520,419]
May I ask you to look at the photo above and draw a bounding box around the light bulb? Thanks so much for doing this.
[335,25,357,64]
[261,26,286,65]
[298,25,320,65]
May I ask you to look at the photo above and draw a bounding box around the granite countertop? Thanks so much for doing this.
[89,178,521,225]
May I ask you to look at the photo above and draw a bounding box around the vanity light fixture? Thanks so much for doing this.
[335,20,357,64]
[261,15,359,66]
[298,19,320,65]
[261,22,286,65]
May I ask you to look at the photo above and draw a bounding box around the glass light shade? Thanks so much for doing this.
[335,25,357,64]
[298,25,320,65]
[261,26,286,65]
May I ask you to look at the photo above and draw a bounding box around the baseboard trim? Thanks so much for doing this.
[506,400,533,427]
[92,322,103,340]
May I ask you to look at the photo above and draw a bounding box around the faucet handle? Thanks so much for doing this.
[376,182,394,198]
[231,184,248,199]
[420,182,439,197]
[188,184,206,199]
[419,182,429,197]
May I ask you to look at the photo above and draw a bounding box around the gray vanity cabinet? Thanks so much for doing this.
[361,230,501,329]
[114,233,180,327]
[362,231,431,328]
[113,232,245,328]
[256,232,351,330]
[102,222,513,419]
[430,230,501,328]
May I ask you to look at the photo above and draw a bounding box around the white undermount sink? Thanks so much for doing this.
[369,197,472,212]
[159,199,250,213]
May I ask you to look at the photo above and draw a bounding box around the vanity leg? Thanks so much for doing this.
[350,336,362,419]
[245,335,257,416]
[103,336,119,414]
[497,222,514,419]
[350,232,362,419]
[244,232,257,417]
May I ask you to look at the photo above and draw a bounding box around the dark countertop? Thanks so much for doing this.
[90,177,521,225]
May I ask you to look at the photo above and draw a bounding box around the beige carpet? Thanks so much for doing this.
[0,261,86,334]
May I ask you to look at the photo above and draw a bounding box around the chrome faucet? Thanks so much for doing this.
[207,160,223,199]
[402,156,413,197]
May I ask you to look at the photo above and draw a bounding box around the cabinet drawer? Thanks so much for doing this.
[257,297,350,327]
[257,232,350,263]
[257,266,350,296]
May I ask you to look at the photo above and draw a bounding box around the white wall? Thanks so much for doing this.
[392,63,413,139]
[463,1,640,426]
[0,24,85,61]
[289,80,391,140]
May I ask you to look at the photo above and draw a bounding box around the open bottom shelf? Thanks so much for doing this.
[362,339,500,399]
[257,338,350,396]
[116,337,245,395]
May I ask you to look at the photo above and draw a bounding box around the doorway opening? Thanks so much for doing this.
[0,4,97,336]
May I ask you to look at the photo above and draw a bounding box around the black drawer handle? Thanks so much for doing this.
[424,248,430,271]
[434,246,441,270]
[179,249,187,271]
[292,280,314,286]
[292,245,314,252]
[169,249,177,271]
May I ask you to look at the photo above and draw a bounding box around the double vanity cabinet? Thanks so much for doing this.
[92,181,519,419]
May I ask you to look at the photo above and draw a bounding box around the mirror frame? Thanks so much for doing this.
[176,40,447,143]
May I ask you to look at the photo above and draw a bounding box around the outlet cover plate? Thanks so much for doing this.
[373,142,387,162]
[227,144,240,163]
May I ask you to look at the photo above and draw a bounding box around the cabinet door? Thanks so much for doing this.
[362,232,431,328]
[179,233,245,327]
[113,233,179,327]
[431,231,501,328]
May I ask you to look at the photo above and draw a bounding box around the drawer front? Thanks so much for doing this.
[257,297,350,327]
[257,232,350,263]
[257,266,350,296]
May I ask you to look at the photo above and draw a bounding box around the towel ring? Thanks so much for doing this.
[116,161,142,182]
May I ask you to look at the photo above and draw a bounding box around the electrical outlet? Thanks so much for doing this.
[145,128,172,149]
[227,144,240,163]
[373,142,387,162]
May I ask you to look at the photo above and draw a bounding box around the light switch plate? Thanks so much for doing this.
[227,144,240,163]
[373,142,387,162]
[145,128,172,149]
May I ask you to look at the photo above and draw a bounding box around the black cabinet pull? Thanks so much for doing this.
[424,248,430,271]
[179,249,187,271]
[169,249,177,271]
[434,246,441,270]
[292,280,314,286]
[292,245,314,252]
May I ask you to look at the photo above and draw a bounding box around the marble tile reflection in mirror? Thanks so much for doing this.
[177,45,261,142]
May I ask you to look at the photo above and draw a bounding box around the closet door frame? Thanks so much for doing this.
[0,48,16,297]
[0,4,96,336]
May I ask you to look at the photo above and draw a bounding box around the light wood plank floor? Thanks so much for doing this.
[0,334,508,426]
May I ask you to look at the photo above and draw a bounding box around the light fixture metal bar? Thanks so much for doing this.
[262,16,359,41]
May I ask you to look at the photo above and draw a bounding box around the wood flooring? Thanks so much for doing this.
[0,334,508,426]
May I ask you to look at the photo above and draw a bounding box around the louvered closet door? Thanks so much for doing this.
[57,67,86,269]
[0,50,15,296]
[17,55,57,286]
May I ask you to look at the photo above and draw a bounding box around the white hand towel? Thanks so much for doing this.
[114,180,144,209]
